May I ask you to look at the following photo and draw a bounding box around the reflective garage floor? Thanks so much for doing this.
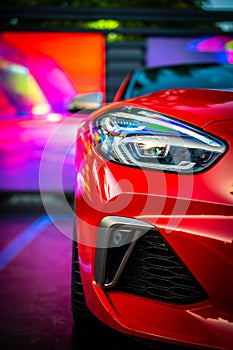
[0,192,186,350]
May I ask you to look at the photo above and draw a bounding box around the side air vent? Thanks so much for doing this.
[115,229,208,305]
[95,216,208,305]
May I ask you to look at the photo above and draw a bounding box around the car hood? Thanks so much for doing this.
[127,88,233,129]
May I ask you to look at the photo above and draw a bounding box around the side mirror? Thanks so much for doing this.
[68,92,103,113]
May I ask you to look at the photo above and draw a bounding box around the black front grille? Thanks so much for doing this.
[114,229,208,305]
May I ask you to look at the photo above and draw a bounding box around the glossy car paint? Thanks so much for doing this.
[74,89,233,349]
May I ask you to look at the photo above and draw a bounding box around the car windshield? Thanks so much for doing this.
[124,63,233,99]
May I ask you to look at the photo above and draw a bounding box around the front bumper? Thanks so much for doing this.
[74,121,233,349]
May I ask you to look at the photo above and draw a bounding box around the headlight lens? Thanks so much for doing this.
[93,106,226,173]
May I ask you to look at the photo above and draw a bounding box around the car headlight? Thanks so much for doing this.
[93,106,226,173]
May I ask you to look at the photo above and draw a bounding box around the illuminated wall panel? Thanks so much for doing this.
[2,32,106,99]
[146,36,232,67]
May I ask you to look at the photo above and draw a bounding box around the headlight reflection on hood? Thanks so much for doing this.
[93,106,226,173]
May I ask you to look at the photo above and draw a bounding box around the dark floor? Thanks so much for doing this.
[0,192,187,350]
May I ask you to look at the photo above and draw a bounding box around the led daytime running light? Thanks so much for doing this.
[94,107,226,173]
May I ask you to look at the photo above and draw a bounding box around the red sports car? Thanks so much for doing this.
[72,88,233,349]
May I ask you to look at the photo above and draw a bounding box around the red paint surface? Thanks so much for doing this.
[74,88,233,349]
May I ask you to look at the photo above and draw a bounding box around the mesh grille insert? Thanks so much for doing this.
[114,229,208,305]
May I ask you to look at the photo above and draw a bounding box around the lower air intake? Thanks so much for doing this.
[114,229,208,305]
